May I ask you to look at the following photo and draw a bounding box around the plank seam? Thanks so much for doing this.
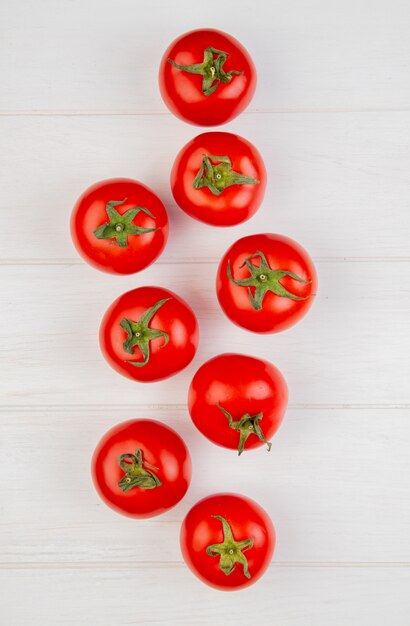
[0,562,409,570]
[1,109,409,116]
[0,404,409,411]
[1,258,410,266]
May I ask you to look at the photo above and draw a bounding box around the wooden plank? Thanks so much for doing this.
[1,407,409,564]
[0,261,408,406]
[1,0,409,620]
[0,565,409,626]
[1,0,409,112]
[0,113,409,261]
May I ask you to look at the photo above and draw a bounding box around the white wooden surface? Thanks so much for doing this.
[1,1,409,624]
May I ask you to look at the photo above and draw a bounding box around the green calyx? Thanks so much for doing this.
[168,47,243,96]
[120,298,170,367]
[93,198,158,248]
[193,154,260,196]
[216,404,272,455]
[206,515,253,578]
[118,448,162,493]
[227,250,315,311]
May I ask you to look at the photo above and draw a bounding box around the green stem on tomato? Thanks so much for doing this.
[118,448,162,492]
[120,298,170,367]
[193,154,259,196]
[216,404,272,455]
[227,250,315,311]
[206,515,253,578]
[168,47,243,96]
[93,198,158,248]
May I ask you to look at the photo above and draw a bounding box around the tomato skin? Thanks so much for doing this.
[159,29,257,126]
[92,420,191,518]
[70,178,169,274]
[99,286,199,382]
[188,353,288,453]
[217,233,318,333]
[180,493,275,590]
[171,132,266,227]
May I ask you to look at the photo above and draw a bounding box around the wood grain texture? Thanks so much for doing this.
[0,0,409,623]
[0,262,409,405]
[1,566,409,626]
[0,113,409,261]
[1,0,410,112]
[1,407,409,565]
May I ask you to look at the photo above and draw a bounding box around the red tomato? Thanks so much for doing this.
[92,419,191,518]
[188,353,288,455]
[171,132,266,227]
[99,286,199,382]
[180,493,275,590]
[70,178,168,274]
[217,233,317,333]
[159,29,257,126]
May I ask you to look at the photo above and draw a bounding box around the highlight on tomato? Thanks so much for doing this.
[188,353,288,455]
[159,29,257,126]
[92,419,191,518]
[180,493,275,590]
[171,132,266,227]
[70,178,169,274]
[99,286,199,382]
[217,233,317,333]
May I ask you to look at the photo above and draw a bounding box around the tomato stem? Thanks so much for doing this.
[120,298,170,367]
[206,515,253,578]
[227,250,315,311]
[168,47,243,96]
[118,448,162,492]
[93,198,158,248]
[216,404,272,455]
[193,154,259,196]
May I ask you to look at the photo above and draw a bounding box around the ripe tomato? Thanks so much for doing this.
[70,178,168,274]
[99,286,199,382]
[180,493,275,590]
[92,419,191,518]
[159,29,256,126]
[171,132,266,227]
[188,353,287,455]
[217,233,317,333]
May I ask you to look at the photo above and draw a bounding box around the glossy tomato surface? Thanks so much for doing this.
[188,353,288,454]
[100,286,199,382]
[180,493,275,590]
[171,132,266,226]
[217,233,317,333]
[159,29,256,126]
[70,178,168,274]
[92,419,191,518]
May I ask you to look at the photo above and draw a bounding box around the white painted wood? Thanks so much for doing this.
[1,407,409,564]
[1,0,410,113]
[0,262,408,405]
[1,565,409,626]
[0,113,409,261]
[1,0,409,623]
